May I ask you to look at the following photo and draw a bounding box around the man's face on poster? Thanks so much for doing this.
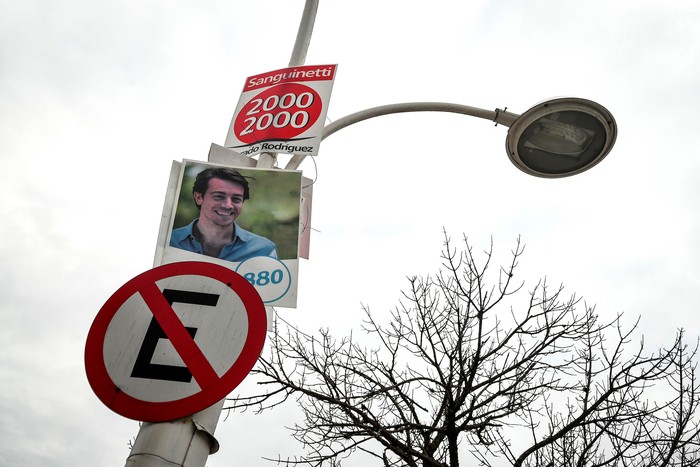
[193,177,245,227]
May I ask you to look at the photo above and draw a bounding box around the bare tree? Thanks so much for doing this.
[226,233,700,467]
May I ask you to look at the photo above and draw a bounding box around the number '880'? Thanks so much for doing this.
[244,269,285,287]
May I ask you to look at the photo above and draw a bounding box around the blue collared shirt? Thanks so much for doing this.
[169,220,278,262]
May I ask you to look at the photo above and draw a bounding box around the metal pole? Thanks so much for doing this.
[125,401,223,467]
[124,2,321,466]
[289,0,319,67]
[259,0,318,169]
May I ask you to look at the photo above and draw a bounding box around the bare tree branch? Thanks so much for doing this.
[225,233,700,467]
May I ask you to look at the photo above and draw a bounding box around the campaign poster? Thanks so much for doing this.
[224,64,337,158]
[159,159,302,308]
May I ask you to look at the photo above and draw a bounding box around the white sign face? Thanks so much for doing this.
[85,262,267,422]
[159,160,302,308]
[103,274,249,402]
[224,64,337,158]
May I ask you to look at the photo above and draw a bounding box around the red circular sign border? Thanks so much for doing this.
[85,261,266,422]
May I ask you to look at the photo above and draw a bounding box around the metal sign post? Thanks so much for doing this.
[113,2,321,466]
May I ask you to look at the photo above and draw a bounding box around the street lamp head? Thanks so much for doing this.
[505,98,617,178]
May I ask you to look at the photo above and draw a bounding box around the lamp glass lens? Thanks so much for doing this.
[517,110,606,175]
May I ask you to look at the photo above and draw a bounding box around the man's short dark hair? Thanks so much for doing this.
[192,167,251,204]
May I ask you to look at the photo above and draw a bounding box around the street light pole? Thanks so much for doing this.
[123,1,617,465]
[124,3,321,467]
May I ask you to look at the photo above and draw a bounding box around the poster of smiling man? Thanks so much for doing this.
[159,159,302,308]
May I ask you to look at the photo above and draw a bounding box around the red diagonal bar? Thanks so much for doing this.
[138,281,219,389]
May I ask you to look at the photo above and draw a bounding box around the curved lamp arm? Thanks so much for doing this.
[284,103,519,170]
[321,102,519,140]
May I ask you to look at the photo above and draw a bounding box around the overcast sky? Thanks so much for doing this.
[2,1,700,466]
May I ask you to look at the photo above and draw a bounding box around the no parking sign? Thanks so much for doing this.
[224,64,337,157]
[84,261,266,422]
